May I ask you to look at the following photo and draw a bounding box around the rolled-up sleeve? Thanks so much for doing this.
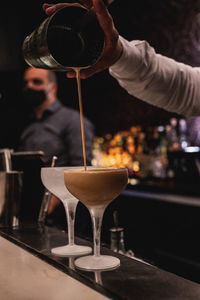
[109,36,200,117]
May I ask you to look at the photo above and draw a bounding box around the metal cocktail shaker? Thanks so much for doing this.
[0,171,23,228]
[22,5,105,71]
[0,149,23,228]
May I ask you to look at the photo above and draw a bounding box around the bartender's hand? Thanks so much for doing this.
[42,0,123,79]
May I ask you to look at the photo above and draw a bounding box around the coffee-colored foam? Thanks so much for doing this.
[64,168,128,208]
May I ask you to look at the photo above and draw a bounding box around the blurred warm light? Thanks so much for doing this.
[92,119,189,180]
[92,126,143,176]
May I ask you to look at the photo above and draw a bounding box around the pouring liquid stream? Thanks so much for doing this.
[74,68,87,171]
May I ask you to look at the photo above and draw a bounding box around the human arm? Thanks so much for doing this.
[43,1,200,117]
[109,37,200,117]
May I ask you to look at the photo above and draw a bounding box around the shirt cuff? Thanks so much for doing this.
[109,36,144,76]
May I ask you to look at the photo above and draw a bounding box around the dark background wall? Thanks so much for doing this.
[0,0,200,149]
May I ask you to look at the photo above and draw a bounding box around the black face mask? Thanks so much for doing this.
[23,88,46,108]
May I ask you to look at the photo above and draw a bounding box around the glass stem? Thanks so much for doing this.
[63,199,78,246]
[89,206,105,257]
[94,271,103,285]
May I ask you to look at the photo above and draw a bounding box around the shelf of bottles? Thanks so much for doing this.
[92,117,197,182]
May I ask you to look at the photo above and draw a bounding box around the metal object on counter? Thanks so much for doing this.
[0,171,23,228]
[38,156,57,224]
[110,210,126,254]
[22,5,105,71]
[110,227,126,254]
[109,211,151,265]
[0,148,13,171]
[0,148,23,228]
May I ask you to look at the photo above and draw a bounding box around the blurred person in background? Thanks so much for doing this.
[19,66,94,223]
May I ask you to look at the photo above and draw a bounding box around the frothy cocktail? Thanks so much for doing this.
[64,167,128,271]
[64,168,128,209]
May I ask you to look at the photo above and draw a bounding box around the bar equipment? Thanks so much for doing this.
[11,151,45,222]
[0,171,23,228]
[110,227,126,254]
[109,210,126,254]
[0,149,13,171]
[0,148,23,228]
[22,5,105,71]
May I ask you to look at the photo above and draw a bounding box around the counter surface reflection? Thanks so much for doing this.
[1,224,200,300]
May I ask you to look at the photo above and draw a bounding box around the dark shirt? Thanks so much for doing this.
[18,100,94,166]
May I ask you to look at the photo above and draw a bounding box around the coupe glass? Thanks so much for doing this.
[64,167,128,270]
[41,166,92,256]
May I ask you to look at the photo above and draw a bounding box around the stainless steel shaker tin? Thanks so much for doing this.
[0,171,23,228]
[22,6,105,71]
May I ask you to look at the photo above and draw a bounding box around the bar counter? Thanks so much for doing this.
[101,181,200,283]
[1,223,200,300]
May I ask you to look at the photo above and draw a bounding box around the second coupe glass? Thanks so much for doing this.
[41,166,92,256]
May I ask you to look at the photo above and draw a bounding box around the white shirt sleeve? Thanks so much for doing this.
[109,36,200,117]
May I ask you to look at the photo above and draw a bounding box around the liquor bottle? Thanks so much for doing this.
[178,118,189,150]
[118,229,126,254]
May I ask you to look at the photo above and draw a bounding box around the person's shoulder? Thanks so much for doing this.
[59,103,91,121]
[56,102,78,115]
[57,101,94,128]
[60,105,78,114]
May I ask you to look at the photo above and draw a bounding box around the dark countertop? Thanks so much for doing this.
[1,223,200,300]
[127,178,200,197]
[124,179,200,207]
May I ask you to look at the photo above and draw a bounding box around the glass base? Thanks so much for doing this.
[75,255,120,271]
[51,244,92,257]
